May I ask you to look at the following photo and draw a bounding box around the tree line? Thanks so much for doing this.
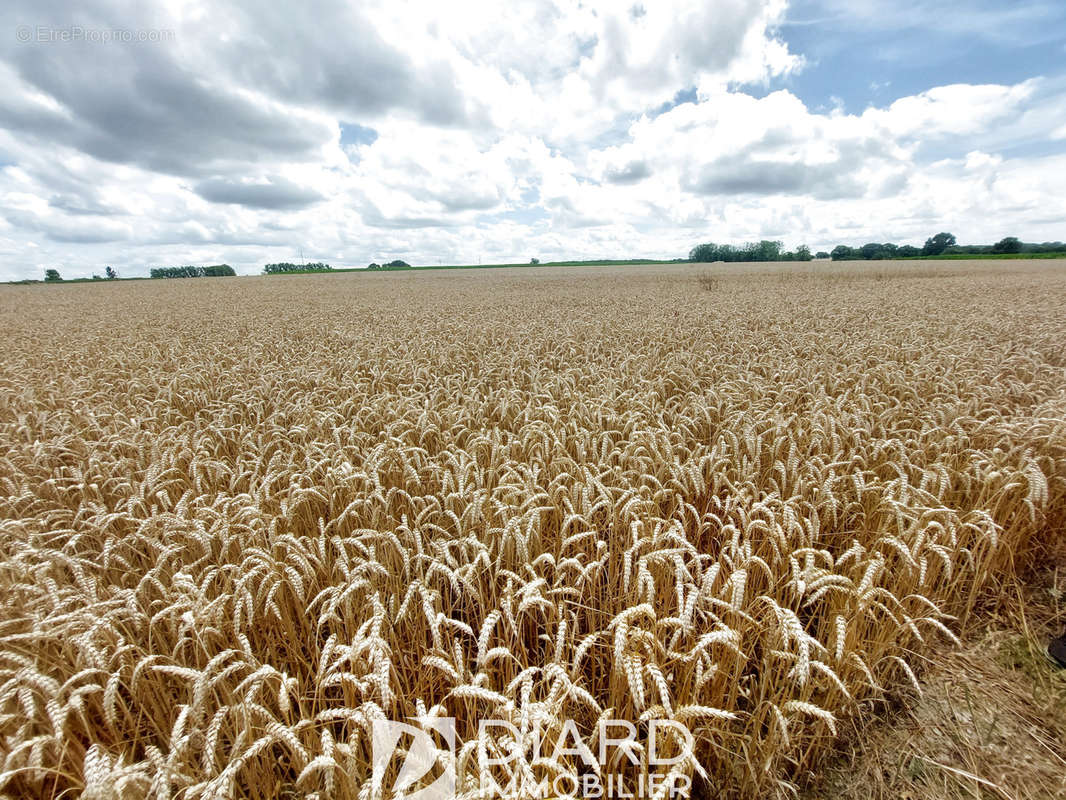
[44,266,119,282]
[34,233,1066,285]
[149,265,236,278]
[690,234,1065,264]
[829,233,1066,261]
[367,260,412,270]
[689,241,812,262]
[263,262,333,274]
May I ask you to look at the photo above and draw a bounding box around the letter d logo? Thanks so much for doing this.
[372,717,456,800]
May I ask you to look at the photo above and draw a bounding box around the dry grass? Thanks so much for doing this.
[0,261,1064,799]
[806,556,1066,800]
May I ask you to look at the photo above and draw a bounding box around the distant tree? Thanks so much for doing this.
[150,266,202,278]
[689,243,719,262]
[859,243,884,260]
[44,269,62,282]
[105,266,118,280]
[530,258,540,265]
[822,235,1058,260]
[264,262,330,274]
[993,236,1022,254]
[367,263,381,270]
[815,251,830,259]
[922,232,956,256]
[692,240,812,262]
[92,274,102,280]
[202,264,237,277]
[150,265,234,278]
[754,240,783,261]
[384,260,411,269]
[1025,241,1066,254]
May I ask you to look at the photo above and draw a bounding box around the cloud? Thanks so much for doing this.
[46,225,128,243]
[47,191,124,216]
[0,48,334,178]
[605,160,651,184]
[0,0,1065,281]
[3,205,131,243]
[359,207,453,229]
[434,189,502,212]
[861,81,1039,139]
[802,0,1065,45]
[683,158,863,199]
[204,0,473,126]
[193,177,325,210]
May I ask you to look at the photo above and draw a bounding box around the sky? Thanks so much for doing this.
[1,0,1065,279]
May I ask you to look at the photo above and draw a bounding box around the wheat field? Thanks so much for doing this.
[1,261,1064,799]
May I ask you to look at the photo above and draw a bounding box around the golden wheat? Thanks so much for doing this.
[0,261,1064,799]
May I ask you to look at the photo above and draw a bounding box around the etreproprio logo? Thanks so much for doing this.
[371,717,694,800]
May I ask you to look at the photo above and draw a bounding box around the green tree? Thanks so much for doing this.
[993,236,1022,254]
[754,240,783,261]
[530,258,540,265]
[815,251,830,259]
[830,245,855,261]
[202,264,237,277]
[105,266,118,280]
[689,243,719,262]
[859,243,884,260]
[44,269,62,282]
[922,232,956,256]
[150,265,209,278]
[264,262,330,274]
